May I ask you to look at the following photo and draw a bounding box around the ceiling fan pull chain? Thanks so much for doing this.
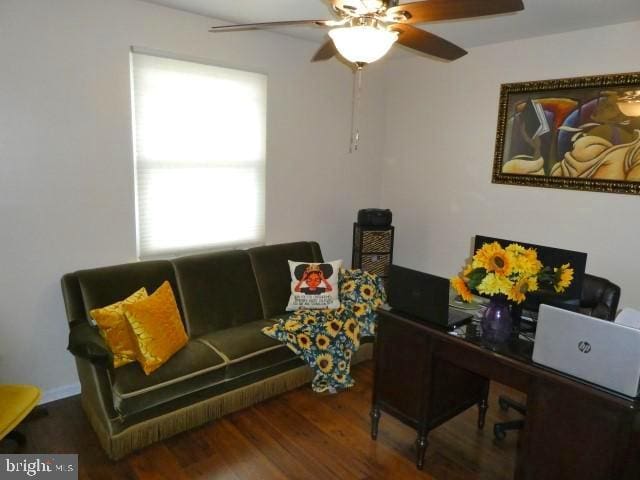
[350,66,363,153]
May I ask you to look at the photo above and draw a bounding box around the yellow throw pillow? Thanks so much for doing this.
[90,287,148,368]
[123,281,188,375]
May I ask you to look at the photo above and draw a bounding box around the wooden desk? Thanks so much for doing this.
[371,308,640,479]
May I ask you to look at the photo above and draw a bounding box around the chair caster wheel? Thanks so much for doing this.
[494,425,506,441]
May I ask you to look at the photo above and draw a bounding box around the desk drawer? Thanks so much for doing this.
[434,340,531,394]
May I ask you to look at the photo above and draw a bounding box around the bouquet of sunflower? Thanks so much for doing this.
[451,242,574,304]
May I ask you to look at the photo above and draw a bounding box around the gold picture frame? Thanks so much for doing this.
[492,71,640,195]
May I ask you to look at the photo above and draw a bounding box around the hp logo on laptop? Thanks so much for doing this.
[578,341,592,354]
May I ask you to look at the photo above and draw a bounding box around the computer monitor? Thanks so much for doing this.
[473,235,587,312]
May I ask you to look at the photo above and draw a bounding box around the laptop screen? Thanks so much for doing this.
[387,265,449,323]
[533,304,640,397]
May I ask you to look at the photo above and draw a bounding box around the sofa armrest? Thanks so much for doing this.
[67,320,113,367]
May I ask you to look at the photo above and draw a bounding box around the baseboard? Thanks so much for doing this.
[40,382,81,405]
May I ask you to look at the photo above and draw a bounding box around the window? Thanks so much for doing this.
[130,51,267,258]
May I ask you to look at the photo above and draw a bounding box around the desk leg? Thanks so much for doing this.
[416,432,429,470]
[477,381,489,429]
[370,406,380,440]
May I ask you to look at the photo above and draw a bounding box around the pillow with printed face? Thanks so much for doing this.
[286,260,342,311]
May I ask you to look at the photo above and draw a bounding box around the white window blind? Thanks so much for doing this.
[130,51,267,258]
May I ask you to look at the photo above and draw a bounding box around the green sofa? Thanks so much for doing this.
[61,241,373,460]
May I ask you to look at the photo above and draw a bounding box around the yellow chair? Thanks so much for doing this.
[0,385,41,448]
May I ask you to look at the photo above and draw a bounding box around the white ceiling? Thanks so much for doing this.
[140,0,640,49]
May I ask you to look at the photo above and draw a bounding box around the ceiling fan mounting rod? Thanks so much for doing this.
[332,0,393,19]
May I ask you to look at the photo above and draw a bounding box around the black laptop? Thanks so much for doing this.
[388,265,473,329]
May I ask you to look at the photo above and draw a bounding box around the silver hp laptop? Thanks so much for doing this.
[533,304,640,397]
[388,265,472,329]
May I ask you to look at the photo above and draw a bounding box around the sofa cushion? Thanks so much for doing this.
[265,312,295,323]
[110,340,226,416]
[75,260,180,322]
[117,354,306,430]
[197,320,298,378]
[248,242,323,318]
[172,250,264,337]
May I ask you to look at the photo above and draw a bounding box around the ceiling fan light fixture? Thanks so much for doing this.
[328,26,398,64]
[617,90,640,117]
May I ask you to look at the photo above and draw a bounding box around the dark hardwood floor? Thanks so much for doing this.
[9,361,525,479]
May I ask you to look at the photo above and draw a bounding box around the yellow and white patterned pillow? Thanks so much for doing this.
[90,287,148,368]
[123,281,188,375]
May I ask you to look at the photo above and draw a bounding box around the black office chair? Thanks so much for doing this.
[493,274,621,440]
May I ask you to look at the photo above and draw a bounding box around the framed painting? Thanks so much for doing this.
[492,71,640,195]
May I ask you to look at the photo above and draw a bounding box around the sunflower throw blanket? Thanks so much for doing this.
[262,269,386,393]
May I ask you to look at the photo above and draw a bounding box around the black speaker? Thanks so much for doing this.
[357,209,392,227]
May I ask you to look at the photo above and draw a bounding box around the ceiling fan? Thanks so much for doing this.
[209,0,525,66]
[210,1,524,152]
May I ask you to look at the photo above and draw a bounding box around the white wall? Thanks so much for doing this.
[0,0,386,400]
[381,20,640,308]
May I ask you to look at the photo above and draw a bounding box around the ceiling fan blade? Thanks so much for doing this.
[311,39,337,62]
[386,0,524,24]
[209,20,332,32]
[391,24,467,60]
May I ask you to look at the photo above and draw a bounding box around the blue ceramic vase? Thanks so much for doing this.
[481,295,513,344]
